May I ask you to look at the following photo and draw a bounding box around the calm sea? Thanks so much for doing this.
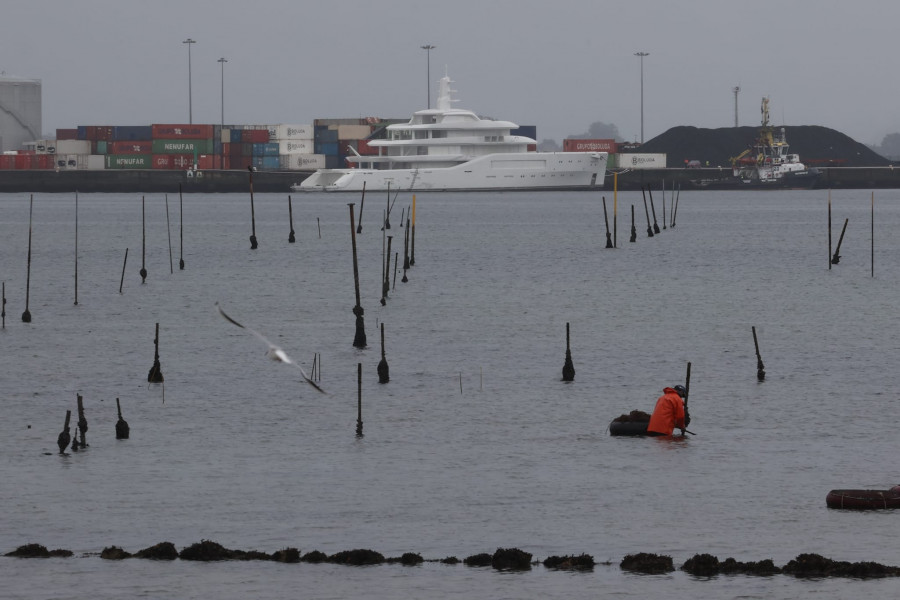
[2,189,899,599]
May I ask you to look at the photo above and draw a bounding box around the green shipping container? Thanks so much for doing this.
[97,140,107,154]
[105,154,152,169]
[152,139,213,154]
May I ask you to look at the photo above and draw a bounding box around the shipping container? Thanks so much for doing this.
[87,155,105,170]
[279,153,325,170]
[316,142,339,155]
[356,139,380,155]
[56,140,91,155]
[14,154,34,169]
[240,129,269,143]
[109,140,152,154]
[112,126,153,141]
[152,139,214,154]
[105,154,152,169]
[336,124,372,140]
[267,124,314,140]
[0,155,14,169]
[34,154,53,169]
[563,138,616,153]
[220,129,232,144]
[251,156,280,170]
[314,126,338,143]
[56,128,79,140]
[617,153,667,169]
[151,124,214,139]
[95,141,107,155]
[151,154,198,169]
[278,140,314,154]
[314,118,367,127]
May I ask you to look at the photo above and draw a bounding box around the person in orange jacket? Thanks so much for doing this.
[647,385,689,436]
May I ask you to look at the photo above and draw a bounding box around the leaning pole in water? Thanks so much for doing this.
[410,194,416,266]
[179,184,185,270]
[613,173,618,248]
[288,195,296,243]
[22,194,33,322]
[74,192,79,305]
[348,203,366,348]
[641,187,654,238]
[248,169,258,250]
[140,196,147,283]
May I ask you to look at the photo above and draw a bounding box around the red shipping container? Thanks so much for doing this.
[35,154,52,169]
[0,155,14,169]
[241,129,269,143]
[56,129,79,140]
[151,124,214,139]
[356,139,379,156]
[14,155,34,169]
[563,138,616,153]
[151,154,172,169]
[109,141,152,154]
[196,155,214,170]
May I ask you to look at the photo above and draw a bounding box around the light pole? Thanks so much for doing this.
[420,44,436,108]
[634,51,648,144]
[733,85,740,127]
[183,38,196,124]
[218,57,227,126]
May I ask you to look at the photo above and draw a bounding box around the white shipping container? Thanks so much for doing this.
[278,140,314,154]
[619,153,666,169]
[268,124,314,140]
[87,155,106,170]
[280,153,325,170]
[221,129,231,144]
[336,124,372,140]
[56,140,91,155]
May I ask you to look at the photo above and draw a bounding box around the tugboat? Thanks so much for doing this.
[730,97,819,187]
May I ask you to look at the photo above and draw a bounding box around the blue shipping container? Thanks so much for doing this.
[112,126,153,141]
[252,143,265,156]
[251,156,280,170]
[315,126,338,143]
[263,143,279,156]
[230,129,243,143]
[77,126,88,140]
[316,142,339,155]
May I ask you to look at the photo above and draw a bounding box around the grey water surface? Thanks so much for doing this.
[2,189,899,599]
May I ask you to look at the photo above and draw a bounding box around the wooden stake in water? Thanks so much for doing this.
[140,196,147,283]
[671,184,680,228]
[393,251,399,289]
[642,187,654,238]
[119,248,128,294]
[76,394,88,448]
[752,325,766,381]
[165,193,173,274]
[317,217,321,239]
[661,180,667,230]
[602,196,613,248]
[248,170,258,249]
[871,191,875,278]
[410,194,416,266]
[402,213,410,281]
[630,204,637,243]
[377,322,390,384]
[58,410,71,454]
[74,192,78,305]
[831,217,848,265]
[384,182,391,230]
[356,362,363,436]
[288,195,296,243]
[356,182,366,234]
[562,322,575,382]
[828,190,832,271]
[348,203,367,348]
[1,281,5,328]
[381,235,392,305]
[648,187,661,234]
[613,175,618,248]
[115,398,130,440]
[147,322,164,383]
[22,194,33,323]
[179,184,185,270]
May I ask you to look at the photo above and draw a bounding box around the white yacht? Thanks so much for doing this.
[296,74,608,192]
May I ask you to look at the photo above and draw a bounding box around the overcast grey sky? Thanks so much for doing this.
[3,0,898,145]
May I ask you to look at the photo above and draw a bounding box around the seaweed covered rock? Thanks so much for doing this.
[272,548,301,563]
[682,553,720,576]
[543,553,596,570]
[783,553,900,578]
[100,546,132,560]
[392,552,423,566]
[179,540,237,561]
[620,552,675,574]
[463,552,493,567]
[720,557,781,576]
[134,542,178,560]
[301,550,328,563]
[329,548,385,566]
[441,556,460,564]
[492,547,532,570]
[6,544,50,558]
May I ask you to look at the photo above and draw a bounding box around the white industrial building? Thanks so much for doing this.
[0,74,42,152]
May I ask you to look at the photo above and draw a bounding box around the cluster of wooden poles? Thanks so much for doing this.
[55,394,129,455]
[597,177,682,249]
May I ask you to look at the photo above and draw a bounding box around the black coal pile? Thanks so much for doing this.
[634,126,890,168]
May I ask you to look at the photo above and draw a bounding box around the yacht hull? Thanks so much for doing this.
[295,152,608,192]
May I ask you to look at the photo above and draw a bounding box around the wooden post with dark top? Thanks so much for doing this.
[377,322,390,384]
[147,322,164,383]
[348,203,367,348]
[562,322,575,382]
[57,410,71,454]
[356,362,364,436]
[288,195,296,243]
[22,194,33,322]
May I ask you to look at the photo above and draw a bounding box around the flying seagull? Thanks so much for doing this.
[216,302,325,393]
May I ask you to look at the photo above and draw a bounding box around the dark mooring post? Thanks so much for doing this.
[630,204,637,243]
[140,196,147,283]
[671,184,680,228]
[661,181,667,230]
[348,203,367,348]
[115,398,130,439]
[356,182,366,234]
[179,184,185,270]
[871,191,875,278]
[602,196,613,249]
[74,191,79,305]
[642,187,654,238]
[402,214,410,282]
[377,322,390,384]
[648,187,660,233]
[752,326,766,381]
[119,248,129,294]
[831,217,848,265]
[381,235,392,305]
[410,194,416,266]
[383,183,391,230]
[58,410,71,454]
[22,194,33,322]
[562,322,575,382]
[147,322,164,383]
[393,251,399,290]
[288,195,296,243]
[76,394,88,448]
[2,281,6,328]
[828,191,833,270]
[165,193,174,274]
[356,362,364,436]
[248,169,258,249]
